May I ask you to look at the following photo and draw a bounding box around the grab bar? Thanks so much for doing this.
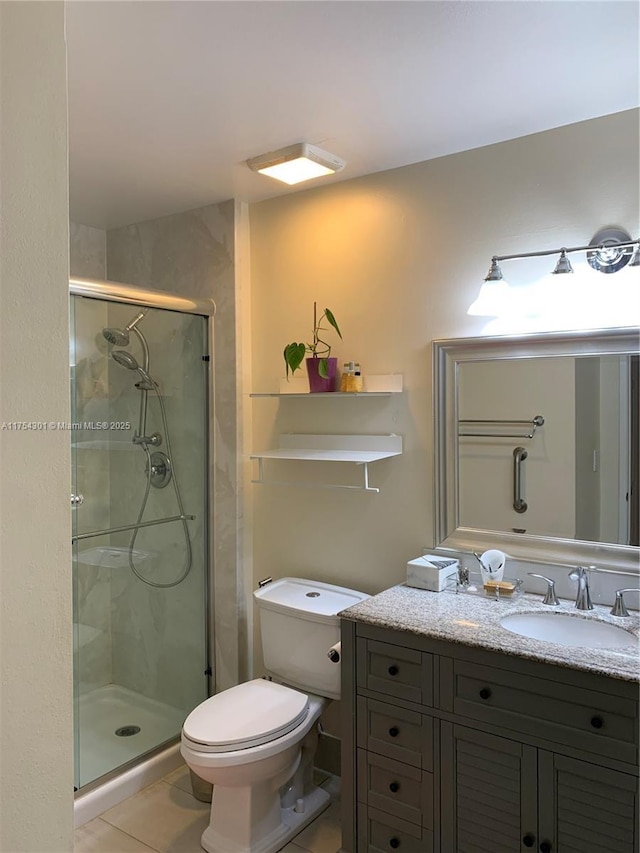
[72,513,195,543]
[513,446,528,513]
[459,415,544,439]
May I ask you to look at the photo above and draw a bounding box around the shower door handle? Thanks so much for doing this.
[71,493,84,507]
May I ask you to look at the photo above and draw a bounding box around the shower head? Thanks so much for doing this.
[102,309,148,347]
[111,350,155,389]
[103,327,129,346]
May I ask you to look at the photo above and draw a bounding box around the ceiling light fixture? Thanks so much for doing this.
[552,249,574,275]
[247,143,346,186]
[469,226,639,316]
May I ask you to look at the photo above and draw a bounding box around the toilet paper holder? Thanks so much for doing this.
[327,642,341,663]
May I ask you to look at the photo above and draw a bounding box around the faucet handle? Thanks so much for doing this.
[611,588,640,618]
[528,573,560,606]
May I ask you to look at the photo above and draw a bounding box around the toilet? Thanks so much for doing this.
[180,576,369,853]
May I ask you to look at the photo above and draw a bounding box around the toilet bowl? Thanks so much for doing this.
[181,680,328,853]
[181,577,369,853]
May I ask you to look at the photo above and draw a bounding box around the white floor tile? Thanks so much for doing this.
[290,800,342,853]
[81,764,342,853]
[100,779,210,853]
[162,762,195,796]
[75,818,159,853]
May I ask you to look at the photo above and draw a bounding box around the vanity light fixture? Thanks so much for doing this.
[469,226,639,316]
[467,258,514,316]
[246,143,346,186]
[552,249,573,275]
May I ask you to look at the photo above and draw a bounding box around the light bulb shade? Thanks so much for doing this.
[552,250,574,275]
[484,258,503,282]
[468,280,512,316]
[587,227,633,274]
[247,143,345,185]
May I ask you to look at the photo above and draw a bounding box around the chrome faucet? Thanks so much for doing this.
[527,573,559,606]
[569,566,593,611]
[610,588,640,618]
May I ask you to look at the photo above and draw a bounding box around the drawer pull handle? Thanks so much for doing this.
[388,664,399,676]
[539,843,552,853]
[389,781,400,793]
[389,839,400,849]
[388,726,400,738]
[590,715,603,729]
[522,834,535,848]
[479,687,492,700]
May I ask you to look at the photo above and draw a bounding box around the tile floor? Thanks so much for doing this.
[74,764,342,853]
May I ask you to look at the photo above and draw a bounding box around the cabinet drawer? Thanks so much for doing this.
[358,805,434,853]
[357,638,433,706]
[357,749,433,828]
[449,660,638,765]
[357,696,433,769]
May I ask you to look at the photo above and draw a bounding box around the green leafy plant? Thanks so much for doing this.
[283,301,343,379]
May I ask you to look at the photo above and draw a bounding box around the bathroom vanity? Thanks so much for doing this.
[339,585,640,853]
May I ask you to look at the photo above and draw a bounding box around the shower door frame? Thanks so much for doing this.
[70,276,217,786]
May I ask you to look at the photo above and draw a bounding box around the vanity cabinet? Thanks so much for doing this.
[340,622,639,853]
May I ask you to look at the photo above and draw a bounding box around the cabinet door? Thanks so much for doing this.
[440,722,537,853]
[538,751,639,853]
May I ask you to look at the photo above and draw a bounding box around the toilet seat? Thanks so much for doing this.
[182,678,310,753]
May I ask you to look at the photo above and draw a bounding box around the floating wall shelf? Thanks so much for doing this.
[250,434,403,492]
[250,373,403,397]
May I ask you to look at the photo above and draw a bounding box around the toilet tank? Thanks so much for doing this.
[254,577,369,700]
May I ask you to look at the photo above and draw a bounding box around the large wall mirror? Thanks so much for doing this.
[433,328,639,572]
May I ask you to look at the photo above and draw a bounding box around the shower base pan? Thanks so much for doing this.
[75,683,185,792]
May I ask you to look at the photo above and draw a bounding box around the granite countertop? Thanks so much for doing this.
[340,583,640,683]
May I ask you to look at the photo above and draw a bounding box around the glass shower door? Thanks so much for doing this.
[71,293,209,790]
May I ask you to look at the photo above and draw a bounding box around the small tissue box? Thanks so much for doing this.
[406,554,459,592]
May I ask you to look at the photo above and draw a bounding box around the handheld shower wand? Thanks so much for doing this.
[111,350,157,444]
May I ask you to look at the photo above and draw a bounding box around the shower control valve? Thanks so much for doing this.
[133,432,162,447]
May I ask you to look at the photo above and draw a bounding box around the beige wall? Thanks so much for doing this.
[0,3,73,850]
[248,110,639,665]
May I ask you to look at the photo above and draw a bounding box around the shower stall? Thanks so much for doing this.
[70,278,214,794]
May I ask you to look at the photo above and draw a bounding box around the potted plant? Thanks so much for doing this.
[283,302,343,392]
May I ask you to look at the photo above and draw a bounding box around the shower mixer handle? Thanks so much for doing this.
[133,432,162,447]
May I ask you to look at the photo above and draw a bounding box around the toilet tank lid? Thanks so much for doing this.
[254,577,369,623]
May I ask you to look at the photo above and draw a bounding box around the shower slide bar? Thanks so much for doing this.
[458,415,545,439]
[72,513,195,543]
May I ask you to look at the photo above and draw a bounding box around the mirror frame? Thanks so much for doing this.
[433,327,640,572]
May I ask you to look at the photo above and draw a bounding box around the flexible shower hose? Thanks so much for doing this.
[127,383,193,588]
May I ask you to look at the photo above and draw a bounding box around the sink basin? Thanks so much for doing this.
[500,612,638,649]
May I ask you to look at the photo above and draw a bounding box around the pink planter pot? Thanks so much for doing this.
[306,357,338,392]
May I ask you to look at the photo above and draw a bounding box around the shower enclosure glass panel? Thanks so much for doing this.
[71,293,209,790]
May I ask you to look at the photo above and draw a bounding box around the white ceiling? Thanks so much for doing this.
[66,1,639,230]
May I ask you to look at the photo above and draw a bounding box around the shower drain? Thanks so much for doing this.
[115,725,141,737]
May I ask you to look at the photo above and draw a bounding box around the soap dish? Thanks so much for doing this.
[445,569,524,601]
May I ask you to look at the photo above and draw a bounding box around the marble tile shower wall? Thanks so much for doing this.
[107,200,242,696]
[106,306,207,712]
